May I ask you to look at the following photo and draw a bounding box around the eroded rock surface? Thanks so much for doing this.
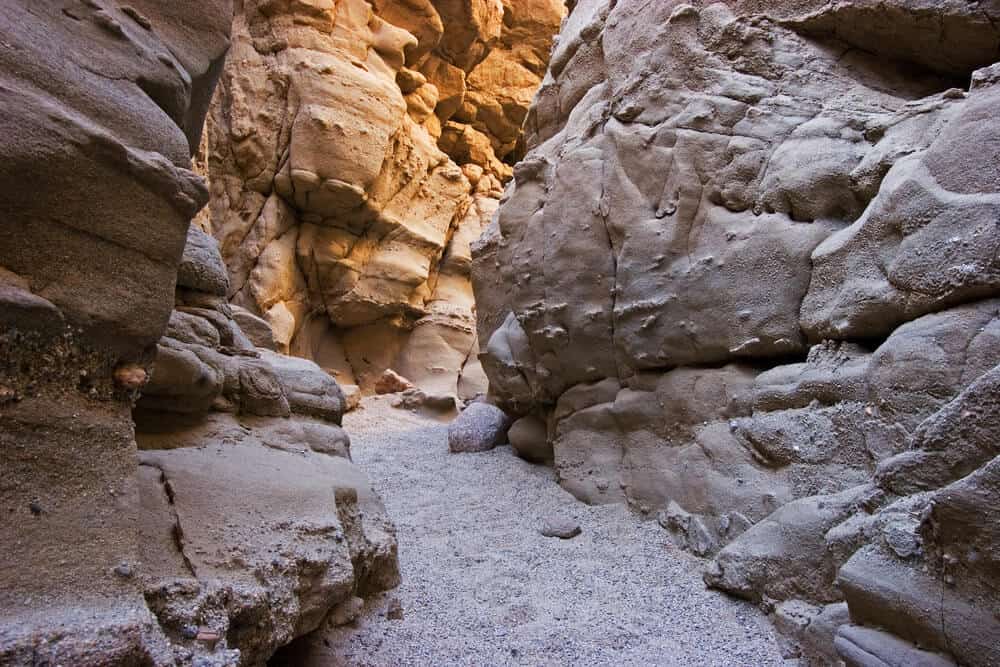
[0,2,232,662]
[473,1,1000,663]
[0,4,398,664]
[197,0,564,403]
[135,228,400,664]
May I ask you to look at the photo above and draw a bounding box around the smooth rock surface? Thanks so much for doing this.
[0,1,233,662]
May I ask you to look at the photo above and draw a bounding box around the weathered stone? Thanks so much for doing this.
[508,414,551,463]
[375,369,416,395]
[539,516,581,539]
[472,2,1000,663]
[0,0,233,662]
[198,0,563,398]
[448,402,513,453]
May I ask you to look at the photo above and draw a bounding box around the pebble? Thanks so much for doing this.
[386,598,404,620]
[539,517,582,539]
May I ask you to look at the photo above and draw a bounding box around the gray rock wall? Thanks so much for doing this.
[473,1,1000,663]
[0,3,398,664]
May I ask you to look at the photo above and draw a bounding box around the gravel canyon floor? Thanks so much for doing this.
[275,398,789,666]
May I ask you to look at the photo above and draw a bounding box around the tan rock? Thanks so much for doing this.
[375,368,416,394]
[198,0,564,398]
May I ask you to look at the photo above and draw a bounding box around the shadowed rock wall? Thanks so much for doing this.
[0,2,398,664]
[472,1,1000,664]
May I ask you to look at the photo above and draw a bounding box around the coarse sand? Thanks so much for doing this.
[273,397,790,667]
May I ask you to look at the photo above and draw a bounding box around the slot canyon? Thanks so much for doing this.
[1,1,999,666]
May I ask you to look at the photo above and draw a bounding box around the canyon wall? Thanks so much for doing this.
[473,1,1000,664]
[0,2,397,664]
[197,0,564,402]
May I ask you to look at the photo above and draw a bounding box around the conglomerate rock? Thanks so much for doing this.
[472,1,1000,663]
[196,0,564,402]
[0,4,398,664]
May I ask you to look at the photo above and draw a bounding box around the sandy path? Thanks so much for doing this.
[275,398,789,666]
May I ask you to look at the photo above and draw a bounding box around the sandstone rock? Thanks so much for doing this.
[139,430,397,664]
[772,601,849,665]
[448,402,513,453]
[231,304,279,351]
[342,384,363,412]
[375,369,416,395]
[259,350,347,424]
[177,226,230,297]
[834,625,957,667]
[705,485,881,604]
[472,1,1000,663]
[198,0,563,398]
[508,414,551,463]
[0,2,233,660]
[391,388,459,415]
[132,230,396,663]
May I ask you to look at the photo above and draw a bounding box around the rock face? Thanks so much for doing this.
[197,0,565,403]
[0,3,398,664]
[135,228,400,664]
[0,2,231,663]
[472,1,1000,664]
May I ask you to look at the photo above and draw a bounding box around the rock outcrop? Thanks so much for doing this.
[0,3,397,664]
[196,0,564,404]
[135,228,400,664]
[473,1,1000,663]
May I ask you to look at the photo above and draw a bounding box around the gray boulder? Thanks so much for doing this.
[448,402,513,453]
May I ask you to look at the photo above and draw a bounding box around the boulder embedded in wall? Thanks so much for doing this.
[177,226,230,297]
[259,349,347,423]
[508,414,551,462]
[231,304,279,351]
[199,0,565,397]
[0,1,232,662]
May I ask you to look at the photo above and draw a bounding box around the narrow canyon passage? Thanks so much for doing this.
[4,1,1000,664]
[275,398,787,666]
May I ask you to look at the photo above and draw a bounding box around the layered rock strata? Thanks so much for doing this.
[134,227,400,665]
[0,3,397,664]
[473,1,1000,664]
[196,0,564,402]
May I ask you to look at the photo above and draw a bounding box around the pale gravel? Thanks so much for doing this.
[279,397,791,667]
